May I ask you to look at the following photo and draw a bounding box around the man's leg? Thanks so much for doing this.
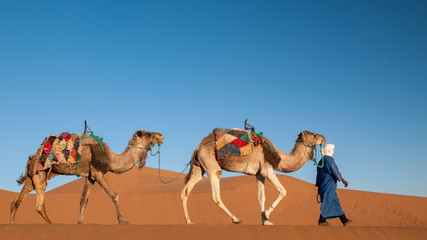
[318,214,329,226]
[339,214,352,226]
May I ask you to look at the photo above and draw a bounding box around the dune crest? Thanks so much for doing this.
[2,167,426,228]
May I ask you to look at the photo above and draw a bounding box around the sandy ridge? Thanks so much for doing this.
[1,167,426,240]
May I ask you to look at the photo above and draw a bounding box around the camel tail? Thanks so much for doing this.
[17,157,29,185]
[184,150,198,184]
[17,154,37,185]
[16,173,28,185]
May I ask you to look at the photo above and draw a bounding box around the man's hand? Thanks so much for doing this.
[341,179,349,187]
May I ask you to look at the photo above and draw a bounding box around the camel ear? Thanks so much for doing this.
[297,132,304,140]
[298,131,310,141]
[135,130,144,138]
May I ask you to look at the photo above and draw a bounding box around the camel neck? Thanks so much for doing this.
[275,143,314,173]
[108,145,148,174]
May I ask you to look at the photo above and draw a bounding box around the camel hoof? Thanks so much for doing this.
[263,220,274,225]
[232,218,242,224]
[119,220,129,224]
[186,221,194,225]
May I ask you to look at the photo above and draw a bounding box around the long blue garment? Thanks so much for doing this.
[316,156,345,218]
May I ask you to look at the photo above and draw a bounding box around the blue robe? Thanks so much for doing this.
[316,156,345,218]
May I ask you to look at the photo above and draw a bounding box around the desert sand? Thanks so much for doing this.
[1,167,426,239]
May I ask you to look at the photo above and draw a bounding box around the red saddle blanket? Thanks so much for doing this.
[213,128,265,159]
[36,132,84,171]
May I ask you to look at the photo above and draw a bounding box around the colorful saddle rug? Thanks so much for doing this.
[36,132,103,171]
[213,128,265,159]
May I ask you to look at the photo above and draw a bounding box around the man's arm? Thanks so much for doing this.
[340,178,349,187]
[330,157,348,187]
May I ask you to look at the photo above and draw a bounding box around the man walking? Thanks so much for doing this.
[316,144,352,226]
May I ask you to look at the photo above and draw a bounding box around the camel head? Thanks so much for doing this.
[129,130,164,148]
[296,130,326,147]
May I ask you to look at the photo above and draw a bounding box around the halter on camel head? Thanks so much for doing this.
[296,131,326,168]
[129,131,163,152]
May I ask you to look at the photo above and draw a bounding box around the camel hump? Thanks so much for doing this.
[90,144,110,173]
[262,141,280,169]
[80,135,99,145]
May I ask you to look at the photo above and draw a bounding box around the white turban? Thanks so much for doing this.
[322,144,335,156]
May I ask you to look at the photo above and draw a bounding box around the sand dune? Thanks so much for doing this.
[1,167,426,239]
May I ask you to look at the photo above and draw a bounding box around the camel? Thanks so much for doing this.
[10,130,164,224]
[180,130,325,225]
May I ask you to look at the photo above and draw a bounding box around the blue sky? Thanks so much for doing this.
[1,0,426,197]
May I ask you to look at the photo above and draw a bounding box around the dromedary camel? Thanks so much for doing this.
[180,130,325,225]
[10,130,164,224]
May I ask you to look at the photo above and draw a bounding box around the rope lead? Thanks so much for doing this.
[155,144,191,184]
[131,141,189,184]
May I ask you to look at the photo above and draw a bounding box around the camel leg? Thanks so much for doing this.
[180,164,204,224]
[77,176,95,224]
[256,173,273,225]
[93,171,129,224]
[207,169,241,224]
[33,172,52,223]
[264,169,287,225]
[10,177,34,224]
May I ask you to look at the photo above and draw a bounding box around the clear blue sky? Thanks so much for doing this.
[1,0,426,197]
